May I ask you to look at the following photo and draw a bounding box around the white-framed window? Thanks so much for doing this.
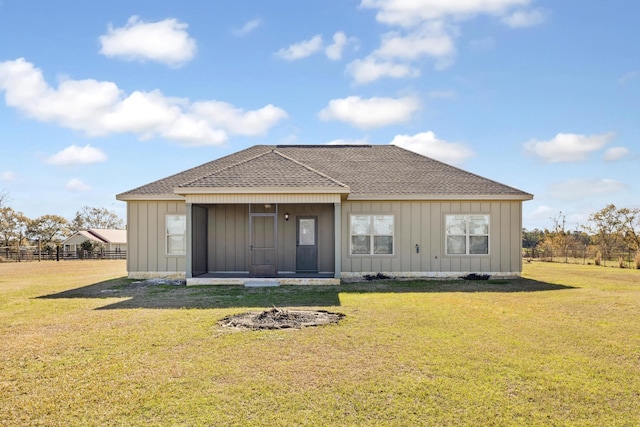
[166,214,186,256]
[350,214,394,255]
[445,214,489,255]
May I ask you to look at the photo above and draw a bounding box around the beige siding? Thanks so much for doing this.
[208,205,249,271]
[63,234,94,249]
[341,200,523,274]
[126,201,187,275]
[126,199,522,277]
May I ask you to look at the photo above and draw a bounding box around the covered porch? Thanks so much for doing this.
[183,195,344,286]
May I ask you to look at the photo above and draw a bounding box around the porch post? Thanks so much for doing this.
[185,202,193,279]
[334,202,341,279]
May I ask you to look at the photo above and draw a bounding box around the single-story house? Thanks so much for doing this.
[62,228,127,253]
[116,145,532,285]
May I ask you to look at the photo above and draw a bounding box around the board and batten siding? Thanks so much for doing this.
[206,204,334,273]
[340,200,523,276]
[126,201,187,278]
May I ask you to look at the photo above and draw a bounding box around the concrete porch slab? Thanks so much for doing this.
[186,277,340,286]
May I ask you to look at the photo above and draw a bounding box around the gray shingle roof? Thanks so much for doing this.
[179,150,348,189]
[116,145,532,200]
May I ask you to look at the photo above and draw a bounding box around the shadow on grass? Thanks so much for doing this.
[37,276,577,310]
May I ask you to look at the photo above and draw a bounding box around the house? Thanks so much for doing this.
[116,145,532,285]
[62,228,127,254]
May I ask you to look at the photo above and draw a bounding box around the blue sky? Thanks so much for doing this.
[0,0,638,231]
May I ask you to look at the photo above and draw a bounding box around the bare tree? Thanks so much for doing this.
[583,204,623,265]
[70,206,124,232]
[0,189,8,209]
[619,207,640,252]
[549,211,570,262]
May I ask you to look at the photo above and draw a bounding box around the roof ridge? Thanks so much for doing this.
[117,145,272,196]
[390,144,533,197]
[272,149,349,188]
[178,149,274,188]
[85,229,108,243]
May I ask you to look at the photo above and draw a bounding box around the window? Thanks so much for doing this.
[446,215,489,255]
[350,215,394,255]
[166,214,186,256]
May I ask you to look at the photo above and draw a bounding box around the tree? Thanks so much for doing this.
[0,188,8,209]
[548,211,570,262]
[583,204,624,265]
[27,215,69,250]
[619,207,640,252]
[70,206,124,232]
[0,207,29,248]
[522,228,544,249]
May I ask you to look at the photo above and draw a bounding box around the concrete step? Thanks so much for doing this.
[244,280,280,287]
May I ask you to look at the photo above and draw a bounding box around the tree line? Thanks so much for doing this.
[523,204,640,267]
[0,190,124,252]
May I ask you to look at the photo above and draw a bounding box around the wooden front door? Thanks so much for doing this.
[250,214,277,277]
[296,216,318,273]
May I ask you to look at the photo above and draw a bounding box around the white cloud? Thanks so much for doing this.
[501,8,545,28]
[390,131,474,165]
[46,145,107,166]
[0,58,287,146]
[524,132,615,163]
[603,146,629,162]
[318,96,419,128]
[99,16,197,67]
[0,59,120,132]
[347,22,456,83]
[275,35,323,61]
[160,114,227,146]
[325,31,357,60]
[1,171,15,181]
[360,0,533,27]
[549,179,628,201]
[326,137,370,145]
[527,205,556,220]
[346,57,419,85]
[233,18,262,36]
[352,0,541,83]
[374,22,456,64]
[66,178,91,192]
[191,101,288,136]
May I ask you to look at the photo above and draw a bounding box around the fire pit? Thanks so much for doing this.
[219,307,344,330]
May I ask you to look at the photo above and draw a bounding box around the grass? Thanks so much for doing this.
[1,260,640,426]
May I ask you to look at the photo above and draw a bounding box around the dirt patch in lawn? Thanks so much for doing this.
[219,307,345,330]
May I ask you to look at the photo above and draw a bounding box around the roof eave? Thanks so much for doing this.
[347,193,534,201]
[116,194,186,201]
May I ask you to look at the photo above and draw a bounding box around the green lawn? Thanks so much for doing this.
[1,260,639,426]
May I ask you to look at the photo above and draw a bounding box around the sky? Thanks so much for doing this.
[0,0,638,231]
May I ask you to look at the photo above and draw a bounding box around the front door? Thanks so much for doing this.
[296,217,318,273]
[250,214,277,277]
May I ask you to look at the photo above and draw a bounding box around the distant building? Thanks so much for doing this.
[62,228,127,253]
